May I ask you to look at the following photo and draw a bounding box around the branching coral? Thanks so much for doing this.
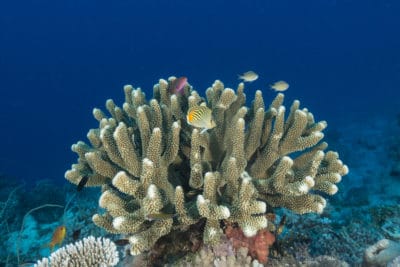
[34,236,119,267]
[65,78,348,256]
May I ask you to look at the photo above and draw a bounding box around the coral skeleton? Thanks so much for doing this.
[65,78,348,256]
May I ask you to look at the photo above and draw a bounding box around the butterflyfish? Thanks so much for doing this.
[186,106,216,133]
[238,71,258,82]
[270,80,289,92]
[46,225,66,252]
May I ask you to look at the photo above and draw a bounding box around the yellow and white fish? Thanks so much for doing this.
[270,80,289,92]
[238,71,258,82]
[186,106,216,133]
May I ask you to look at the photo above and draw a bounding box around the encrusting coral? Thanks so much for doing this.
[224,222,275,264]
[65,77,348,257]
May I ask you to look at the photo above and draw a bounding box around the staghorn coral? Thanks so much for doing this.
[65,78,348,257]
[34,236,119,267]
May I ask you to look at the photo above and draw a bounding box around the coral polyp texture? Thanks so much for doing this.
[65,78,348,255]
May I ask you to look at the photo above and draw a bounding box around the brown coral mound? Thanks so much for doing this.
[224,223,275,264]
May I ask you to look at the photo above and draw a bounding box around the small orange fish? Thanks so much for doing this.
[46,225,66,252]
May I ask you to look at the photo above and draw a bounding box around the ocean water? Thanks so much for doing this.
[0,0,399,266]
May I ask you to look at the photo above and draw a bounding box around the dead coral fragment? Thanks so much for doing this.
[363,239,400,267]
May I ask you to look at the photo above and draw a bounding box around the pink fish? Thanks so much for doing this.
[169,76,187,95]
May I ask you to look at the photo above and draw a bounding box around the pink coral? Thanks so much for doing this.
[224,223,275,264]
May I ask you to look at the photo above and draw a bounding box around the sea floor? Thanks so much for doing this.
[1,111,399,267]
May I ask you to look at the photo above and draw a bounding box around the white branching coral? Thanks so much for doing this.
[34,236,119,267]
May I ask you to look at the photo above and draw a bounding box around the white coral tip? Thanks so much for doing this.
[99,191,111,208]
[316,198,327,214]
[343,165,349,175]
[333,173,342,183]
[330,184,338,195]
[316,203,325,214]
[113,216,125,230]
[282,156,293,165]
[315,132,324,138]
[220,206,230,219]
[243,226,257,237]
[143,158,154,166]
[197,195,205,204]
[305,176,315,188]
[147,184,157,199]
[257,201,267,213]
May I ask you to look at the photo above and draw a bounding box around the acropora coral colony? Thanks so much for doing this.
[65,77,348,257]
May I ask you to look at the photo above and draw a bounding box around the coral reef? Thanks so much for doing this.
[302,255,350,267]
[362,239,400,267]
[388,255,400,267]
[34,236,119,267]
[224,222,275,264]
[65,78,348,257]
[172,234,264,267]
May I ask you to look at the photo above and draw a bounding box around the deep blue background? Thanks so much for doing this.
[0,0,399,182]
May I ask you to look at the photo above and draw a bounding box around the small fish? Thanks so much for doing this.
[168,76,188,95]
[186,189,201,198]
[238,71,258,82]
[145,212,176,221]
[265,213,276,222]
[270,80,289,92]
[186,106,216,133]
[251,213,265,217]
[276,215,286,236]
[77,175,89,191]
[46,225,66,252]
[114,239,130,246]
[72,228,81,241]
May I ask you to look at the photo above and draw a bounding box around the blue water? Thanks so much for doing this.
[1,0,399,181]
[1,1,400,266]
